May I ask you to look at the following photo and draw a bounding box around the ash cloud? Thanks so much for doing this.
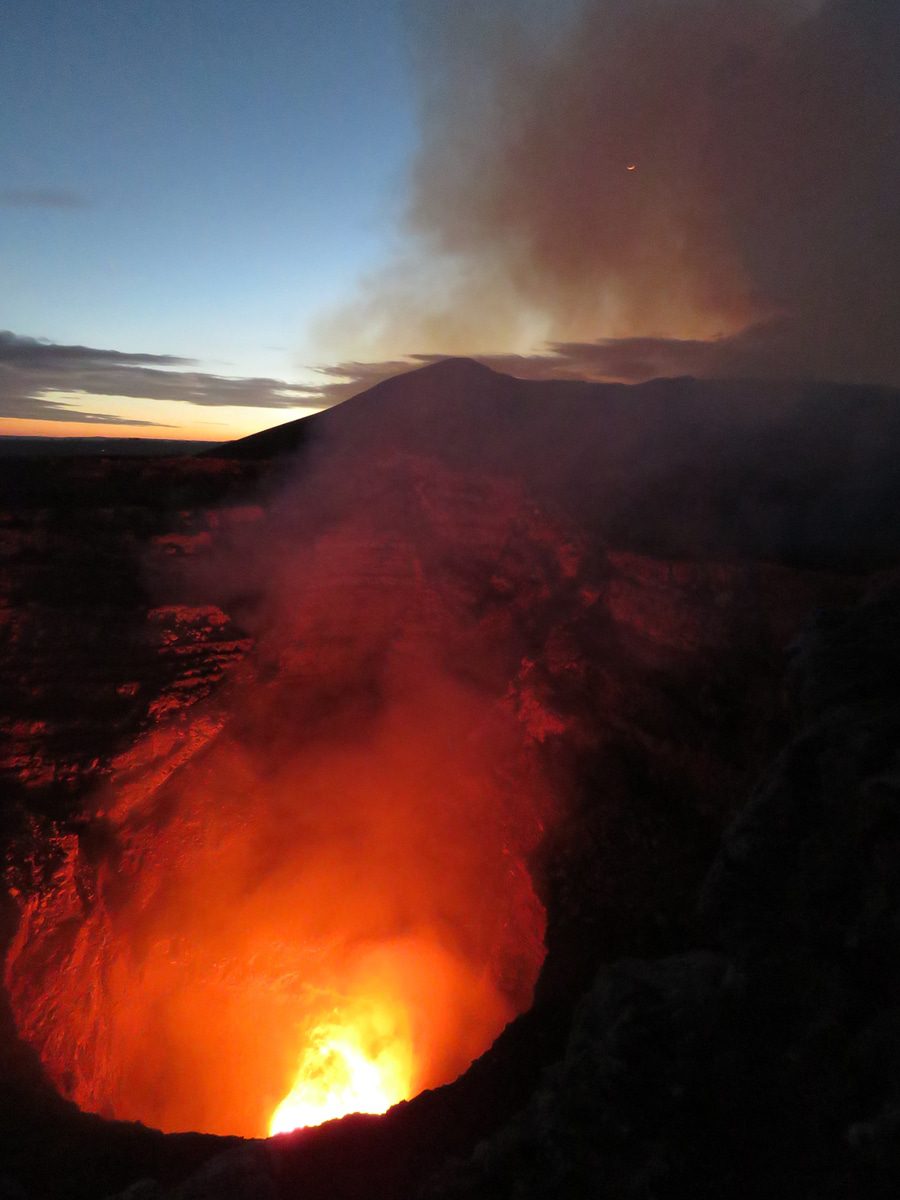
[319,0,900,387]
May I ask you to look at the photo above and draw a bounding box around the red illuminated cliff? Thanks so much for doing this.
[2,360,900,1199]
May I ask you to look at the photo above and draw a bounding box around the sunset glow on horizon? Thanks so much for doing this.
[1,394,324,443]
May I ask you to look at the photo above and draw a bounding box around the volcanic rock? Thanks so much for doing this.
[1,360,900,1199]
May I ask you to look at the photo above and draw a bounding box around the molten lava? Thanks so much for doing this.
[4,457,575,1138]
[269,1015,413,1134]
[6,676,549,1137]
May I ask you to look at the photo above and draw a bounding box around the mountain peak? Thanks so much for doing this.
[414,356,500,378]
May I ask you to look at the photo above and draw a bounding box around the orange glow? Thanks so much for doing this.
[0,416,213,441]
[269,1010,413,1134]
[5,682,547,1137]
[4,657,553,1138]
[4,457,569,1138]
[1,402,321,443]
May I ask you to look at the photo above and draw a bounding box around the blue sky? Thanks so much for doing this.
[1,0,416,436]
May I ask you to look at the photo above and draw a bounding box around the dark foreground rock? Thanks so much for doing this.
[412,575,900,1200]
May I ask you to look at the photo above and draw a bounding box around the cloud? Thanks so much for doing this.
[318,0,900,389]
[0,332,326,423]
[0,188,89,209]
[302,357,436,404]
[0,332,188,370]
[290,313,889,411]
[3,394,172,427]
[479,318,860,384]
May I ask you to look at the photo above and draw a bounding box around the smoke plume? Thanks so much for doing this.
[5,420,585,1138]
[318,0,900,386]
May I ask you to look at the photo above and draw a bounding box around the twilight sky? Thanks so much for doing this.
[1,0,416,438]
[3,0,898,440]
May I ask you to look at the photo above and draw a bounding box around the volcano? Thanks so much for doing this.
[2,359,900,1199]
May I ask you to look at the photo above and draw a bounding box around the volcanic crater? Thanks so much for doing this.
[2,359,900,1199]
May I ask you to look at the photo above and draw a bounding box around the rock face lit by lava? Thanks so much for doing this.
[4,454,580,1137]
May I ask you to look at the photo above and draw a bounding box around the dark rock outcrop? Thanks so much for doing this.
[414,574,900,1200]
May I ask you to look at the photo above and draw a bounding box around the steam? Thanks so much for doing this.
[6,427,582,1138]
[318,0,900,386]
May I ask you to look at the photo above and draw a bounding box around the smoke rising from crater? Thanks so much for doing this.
[5,415,586,1137]
[319,0,900,386]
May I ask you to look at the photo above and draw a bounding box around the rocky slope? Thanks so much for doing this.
[418,573,900,1200]
[1,360,899,1198]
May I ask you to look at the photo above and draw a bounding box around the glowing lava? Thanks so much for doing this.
[3,458,572,1138]
[269,1013,413,1134]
